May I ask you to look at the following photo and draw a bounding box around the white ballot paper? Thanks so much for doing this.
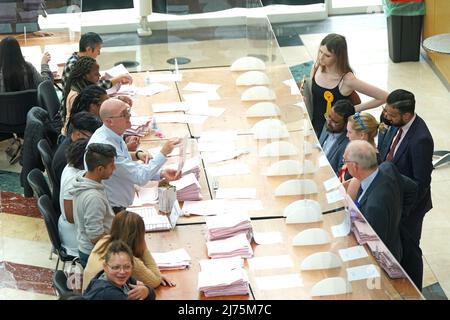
[207,163,250,177]
[255,274,303,291]
[199,257,243,272]
[319,154,329,168]
[215,188,257,199]
[346,264,380,282]
[248,255,293,270]
[253,232,283,245]
[323,176,341,191]
[326,189,345,204]
[152,102,190,113]
[338,246,369,262]
[183,82,221,92]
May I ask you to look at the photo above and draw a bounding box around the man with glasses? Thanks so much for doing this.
[377,89,434,291]
[319,99,355,174]
[52,112,103,213]
[88,98,180,213]
[344,140,417,262]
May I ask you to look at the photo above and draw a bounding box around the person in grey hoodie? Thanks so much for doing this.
[70,143,117,267]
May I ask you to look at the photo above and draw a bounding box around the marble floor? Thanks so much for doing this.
[1,12,449,300]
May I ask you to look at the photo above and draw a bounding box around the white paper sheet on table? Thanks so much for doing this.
[182,200,226,216]
[187,106,225,117]
[152,248,191,264]
[253,232,283,245]
[323,176,341,191]
[338,246,368,262]
[319,154,329,168]
[183,91,221,101]
[130,116,152,126]
[199,257,243,272]
[202,149,249,164]
[207,163,250,177]
[152,102,190,113]
[326,189,345,204]
[116,84,138,95]
[198,141,235,152]
[255,274,303,291]
[183,82,221,92]
[346,264,380,282]
[248,255,293,270]
[215,188,257,199]
[137,83,170,96]
[152,113,208,124]
[198,131,238,142]
[224,200,263,213]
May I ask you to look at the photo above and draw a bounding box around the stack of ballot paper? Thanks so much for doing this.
[152,248,191,270]
[169,173,202,201]
[367,241,405,279]
[206,233,253,259]
[352,220,379,244]
[125,116,152,137]
[131,206,172,232]
[198,261,249,297]
[205,213,253,241]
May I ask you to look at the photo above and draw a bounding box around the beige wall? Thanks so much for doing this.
[423,0,450,84]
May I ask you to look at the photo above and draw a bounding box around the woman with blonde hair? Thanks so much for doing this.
[340,112,380,199]
[82,210,175,292]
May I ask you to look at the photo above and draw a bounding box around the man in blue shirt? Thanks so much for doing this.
[88,98,180,212]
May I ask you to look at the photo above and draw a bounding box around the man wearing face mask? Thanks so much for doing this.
[377,89,434,291]
[319,99,355,174]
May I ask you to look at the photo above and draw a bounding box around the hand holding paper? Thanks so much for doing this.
[160,138,181,156]
[161,168,182,181]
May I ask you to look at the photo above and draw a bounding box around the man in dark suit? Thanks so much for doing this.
[344,140,417,262]
[319,99,354,174]
[377,89,434,290]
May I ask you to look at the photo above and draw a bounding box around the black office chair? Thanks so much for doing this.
[52,270,73,297]
[38,80,61,120]
[37,139,57,197]
[27,168,52,199]
[37,195,76,271]
[20,107,59,197]
[0,89,38,140]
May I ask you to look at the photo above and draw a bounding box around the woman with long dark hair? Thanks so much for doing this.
[310,33,387,136]
[0,36,52,92]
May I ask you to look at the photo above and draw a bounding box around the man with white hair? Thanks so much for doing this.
[88,98,180,213]
[344,140,417,262]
